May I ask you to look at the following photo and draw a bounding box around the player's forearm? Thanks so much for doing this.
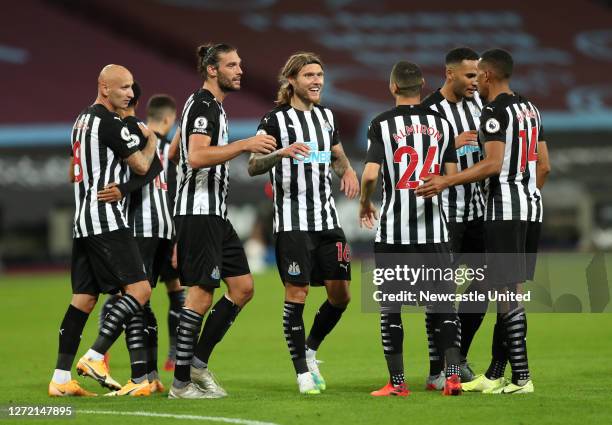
[331,145,351,177]
[248,152,281,176]
[359,178,377,207]
[118,155,162,195]
[169,131,180,164]
[446,157,501,187]
[189,142,245,169]
[536,162,550,190]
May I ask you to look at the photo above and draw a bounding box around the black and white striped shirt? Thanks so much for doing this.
[123,117,173,239]
[480,93,544,222]
[422,89,485,222]
[175,89,229,218]
[71,104,140,238]
[257,104,341,233]
[366,105,457,245]
[159,132,177,216]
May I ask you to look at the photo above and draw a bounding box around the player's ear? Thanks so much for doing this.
[207,64,218,78]
[445,66,453,81]
[389,81,398,96]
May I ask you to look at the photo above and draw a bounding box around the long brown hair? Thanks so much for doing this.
[276,52,323,105]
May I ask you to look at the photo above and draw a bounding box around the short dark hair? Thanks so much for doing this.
[390,61,423,96]
[146,95,176,122]
[480,48,514,79]
[196,43,237,80]
[445,47,479,65]
[128,81,141,108]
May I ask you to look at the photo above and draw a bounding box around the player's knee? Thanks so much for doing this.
[164,278,181,292]
[285,284,309,303]
[71,294,98,313]
[125,280,152,306]
[229,283,254,307]
[329,291,351,308]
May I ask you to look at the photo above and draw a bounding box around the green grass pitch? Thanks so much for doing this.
[1,258,612,425]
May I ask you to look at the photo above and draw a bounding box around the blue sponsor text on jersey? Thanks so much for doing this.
[293,141,331,164]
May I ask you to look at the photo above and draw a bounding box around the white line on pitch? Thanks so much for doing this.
[79,409,281,425]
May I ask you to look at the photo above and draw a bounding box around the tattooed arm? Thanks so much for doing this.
[331,143,359,199]
[247,143,311,176]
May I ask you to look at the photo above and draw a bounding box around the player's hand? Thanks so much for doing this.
[415,175,449,198]
[278,142,311,160]
[171,243,178,270]
[359,201,378,229]
[242,134,277,154]
[138,122,153,139]
[340,168,360,199]
[97,183,123,203]
[455,130,478,149]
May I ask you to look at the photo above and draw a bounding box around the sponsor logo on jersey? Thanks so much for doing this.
[293,141,331,164]
[288,262,301,276]
[456,144,481,157]
[126,134,140,149]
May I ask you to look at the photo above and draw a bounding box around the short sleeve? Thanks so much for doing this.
[186,101,218,138]
[479,105,508,143]
[365,122,385,164]
[123,117,147,150]
[256,111,281,149]
[100,115,141,159]
[330,113,340,146]
[442,132,458,164]
[538,124,546,142]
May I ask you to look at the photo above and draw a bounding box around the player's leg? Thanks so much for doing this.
[168,215,224,399]
[305,229,351,391]
[431,304,462,396]
[50,239,99,397]
[97,294,119,371]
[160,240,184,371]
[370,242,409,396]
[77,230,151,392]
[276,231,319,394]
[191,219,252,396]
[304,279,349,391]
[426,222,466,388]
[49,290,98,397]
[456,218,488,381]
[170,285,211,392]
[496,284,532,393]
[141,238,169,393]
[424,307,445,390]
[190,274,250,398]
[370,311,410,396]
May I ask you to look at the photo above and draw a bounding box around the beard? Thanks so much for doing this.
[218,72,240,93]
[294,85,321,105]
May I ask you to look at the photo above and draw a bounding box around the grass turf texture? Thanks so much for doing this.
[1,257,612,425]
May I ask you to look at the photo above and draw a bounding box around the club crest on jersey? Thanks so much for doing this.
[293,141,331,164]
[194,116,208,129]
[323,121,333,132]
[211,266,220,280]
[288,262,301,276]
[485,118,500,133]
